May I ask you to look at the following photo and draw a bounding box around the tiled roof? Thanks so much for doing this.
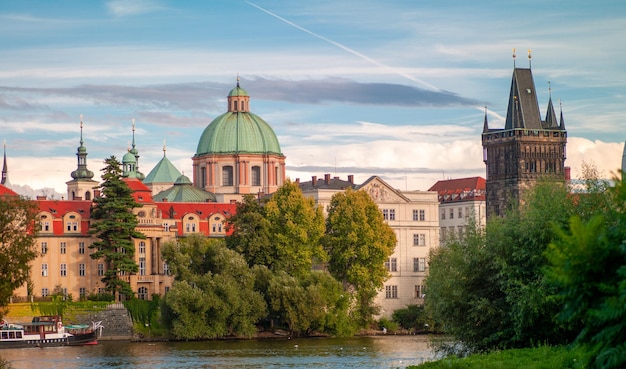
[143,154,181,184]
[153,175,216,202]
[0,184,17,196]
[428,177,486,203]
[155,202,237,220]
[123,178,155,204]
[37,200,92,218]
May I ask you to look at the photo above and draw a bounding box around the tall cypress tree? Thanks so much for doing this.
[90,156,145,300]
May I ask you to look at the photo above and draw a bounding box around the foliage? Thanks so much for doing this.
[392,305,430,332]
[376,317,398,333]
[161,236,266,339]
[411,345,592,369]
[545,177,626,369]
[266,270,354,337]
[0,193,38,316]
[89,156,145,299]
[124,295,160,326]
[323,188,396,327]
[86,292,115,302]
[33,293,71,317]
[225,194,273,268]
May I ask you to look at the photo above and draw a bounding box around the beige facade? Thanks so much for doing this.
[299,175,440,318]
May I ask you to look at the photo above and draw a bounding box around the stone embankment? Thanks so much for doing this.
[74,303,134,340]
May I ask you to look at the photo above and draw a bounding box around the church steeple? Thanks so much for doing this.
[482,106,489,133]
[66,115,98,200]
[122,119,145,180]
[544,82,558,128]
[70,115,95,181]
[2,140,10,187]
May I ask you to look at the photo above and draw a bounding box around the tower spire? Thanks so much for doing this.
[1,140,9,187]
[482,106,489,133]
[512,48,516,68]
[528,49,532,69]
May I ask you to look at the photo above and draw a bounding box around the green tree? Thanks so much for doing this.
[545,177,626,369]
[225,194,273,268]
[263,180,326,276]
[89,156,144,299]
[323,188,396,326]
[0,194,38,314]
[161,236,266,339]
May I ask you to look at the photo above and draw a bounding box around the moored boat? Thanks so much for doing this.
[0,316,103,349]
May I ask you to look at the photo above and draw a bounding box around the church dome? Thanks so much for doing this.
[195,81,282,156]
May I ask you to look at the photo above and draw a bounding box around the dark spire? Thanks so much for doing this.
[559,99,566,130]
[1,140,9,186]
[70,115,95,181]
[545,82,558,128]
[482,106,489,133]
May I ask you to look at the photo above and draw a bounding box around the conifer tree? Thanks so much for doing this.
[90,156,144,300]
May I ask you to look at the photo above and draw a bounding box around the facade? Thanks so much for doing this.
[482,60,567,218]
[192,80,286,203]
[428,177,486,241]
[298,174,440,317]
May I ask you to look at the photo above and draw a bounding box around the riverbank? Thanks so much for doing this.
[411,345,591,369]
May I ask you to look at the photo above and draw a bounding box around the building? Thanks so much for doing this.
[428,177,486,241]
[482,54,567,218]
[299,174,440,317]
[192,79,286,203]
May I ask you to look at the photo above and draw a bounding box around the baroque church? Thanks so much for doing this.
[482,51,568,218]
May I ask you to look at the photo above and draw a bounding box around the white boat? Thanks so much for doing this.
[0,316,103,349]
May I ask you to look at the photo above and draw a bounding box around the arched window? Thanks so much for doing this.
[222,166,233,186]
[251,166,261,186]
[84,191,91,201]
[138,287,148,300]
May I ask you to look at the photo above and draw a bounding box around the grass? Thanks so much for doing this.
[410,345,591,369]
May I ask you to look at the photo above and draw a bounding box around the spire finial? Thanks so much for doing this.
[528,49,532,69]
[548,81,552,98]
[79,115,84,145]
[512,48,516,67]
[131,118,136,149]
[236,74,240,87]
[163,138,167,156]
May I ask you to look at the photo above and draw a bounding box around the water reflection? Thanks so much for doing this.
[0,335,435,368]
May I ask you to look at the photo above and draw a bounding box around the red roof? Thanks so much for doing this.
[155,202,237,220]
[0,184,18,196]
[123,178,155,203]
[428,177,486,203]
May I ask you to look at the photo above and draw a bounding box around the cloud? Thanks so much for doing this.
[106,0,165,17]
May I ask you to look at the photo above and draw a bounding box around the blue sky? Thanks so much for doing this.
[1,0,625,195]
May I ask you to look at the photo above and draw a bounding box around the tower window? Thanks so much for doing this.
[251,166,261,186]
[222,166,233,186]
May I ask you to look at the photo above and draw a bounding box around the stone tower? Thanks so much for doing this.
[482,52,567,218]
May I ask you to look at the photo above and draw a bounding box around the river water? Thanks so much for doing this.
[0,335,435,368]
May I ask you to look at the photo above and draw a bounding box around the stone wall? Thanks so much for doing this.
[75,303,134,340]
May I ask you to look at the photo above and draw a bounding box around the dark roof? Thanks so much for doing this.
[428,176,486,203]
[298,175,356,191]
[505,68,543,130]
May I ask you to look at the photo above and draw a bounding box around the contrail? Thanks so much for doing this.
[246,1,442,92]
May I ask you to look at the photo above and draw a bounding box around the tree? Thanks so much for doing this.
[225,194,273,268]
[161,235,266,339]
[546,177,626,369]
[323,188,396,326]
[263,180,326,276]
[89,156,144,299]
[0,194,38,313]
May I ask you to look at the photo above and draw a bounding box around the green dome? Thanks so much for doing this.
[195,112,282,155]
[122,151,136,163]
[228,86,249,97]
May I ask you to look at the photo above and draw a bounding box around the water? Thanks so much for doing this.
[0,335,435,368]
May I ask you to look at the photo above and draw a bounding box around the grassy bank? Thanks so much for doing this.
[410,345,591,369]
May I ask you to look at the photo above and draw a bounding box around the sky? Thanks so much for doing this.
[1,0,625,196]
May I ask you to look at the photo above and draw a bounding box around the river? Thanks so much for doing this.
[0,335,436,368]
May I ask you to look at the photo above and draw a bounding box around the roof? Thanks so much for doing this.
[153,175,216,202]
[298,175,356,191]
[195,111,282,156]
[143,153,182,184]
[155,202,237,220]
[428,176,486,203]
[0,184,18,196]
[123,178,154,204]
[37,200,92,218]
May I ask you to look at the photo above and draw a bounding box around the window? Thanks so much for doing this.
[79,242,85,254]
[41,264,48,277]
[385,257,397,272]
[449,209,454,219]
[98,263,104,277]
[42,221,50,232]
[413,234,426,246]
[60,242,66,254]
[138,287,148,300]
[418,209,426,221]
[458,226,464,236]
[222,165,233,186]
[458,207,463,218]
[79,263,85,277]
[382,209,396,221]
[41,242,48,255]
[66,221,78,232]
[164,262,170,275]
[413,257,426,272]
[251,166,261,186]
[42,288,49,297]
[60,263,67,277]
[440,227,447,240]
[139,241,146,255]
[79,288,86,298]
[139,257,146,276]
[163,223,170,232]
[385,285,398,299]
[465,207,470,218]
[414,285,425,299]
[441,210,446,220]
[185,222,197,233]
[98,288,106,294]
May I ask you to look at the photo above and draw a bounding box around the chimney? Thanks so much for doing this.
[36,195,47,200]
[565,166,571,181]
[311,176,317,186]
[295,178,300,184]
[325,173,330,184]
[162,198,168,202]
[348,175,354,184]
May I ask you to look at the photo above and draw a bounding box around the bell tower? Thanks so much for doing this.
[482,50,567,218]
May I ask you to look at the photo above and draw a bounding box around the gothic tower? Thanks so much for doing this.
[66,116,97,200]
[482,51,567,218]
[1,141,10,187]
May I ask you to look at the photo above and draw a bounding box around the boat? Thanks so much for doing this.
[0,316,103,349]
